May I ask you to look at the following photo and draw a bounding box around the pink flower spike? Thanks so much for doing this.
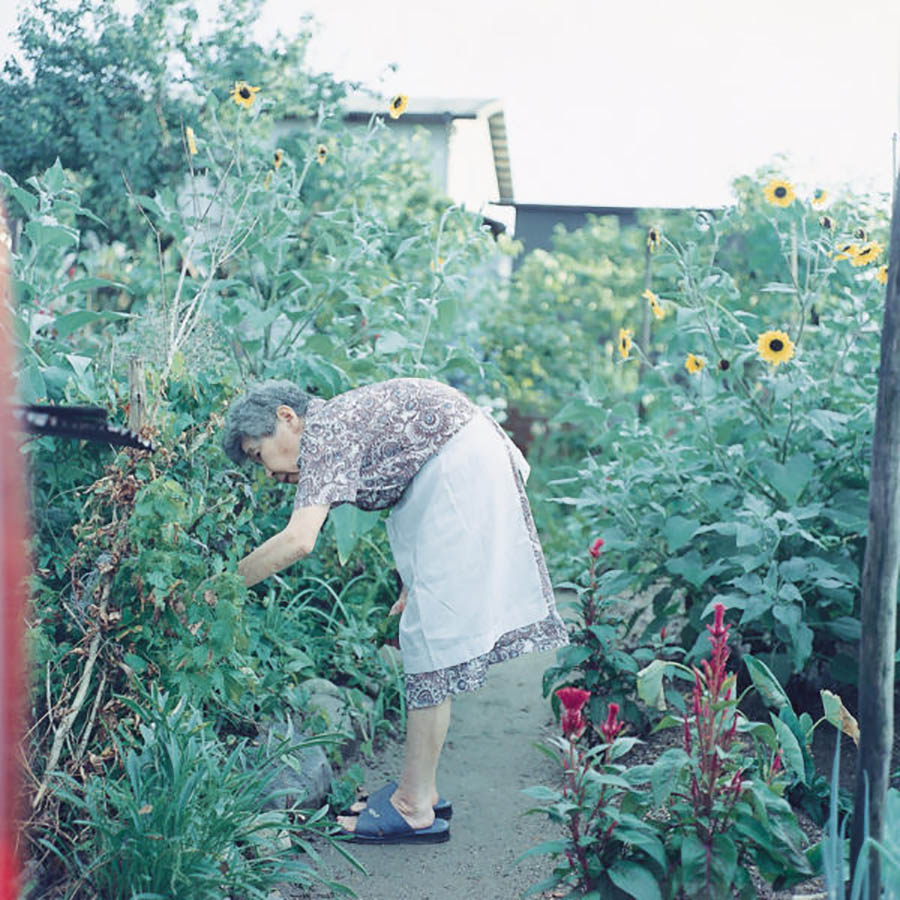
[600,702,624,743]
[706,602,729,640]
[772,749,783,774]
[589,537,605,558]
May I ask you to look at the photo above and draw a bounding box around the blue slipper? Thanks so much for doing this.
[342,783,451,844]
[340,781,453,820]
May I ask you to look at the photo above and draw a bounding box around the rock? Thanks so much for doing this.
[299,676,342,697]
[257,715,334,810]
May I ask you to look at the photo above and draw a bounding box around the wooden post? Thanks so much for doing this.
[128,357,146,434]
[850,169,900,894]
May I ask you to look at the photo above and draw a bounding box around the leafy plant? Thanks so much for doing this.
[543,537,671,735]
[525,603,815,899]
[548,173,888,691]
[41,686,360,899]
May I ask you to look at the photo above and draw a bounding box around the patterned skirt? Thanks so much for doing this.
[387,412,569,710]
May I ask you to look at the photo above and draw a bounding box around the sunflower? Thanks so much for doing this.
[876,264,889,285]
[388,94,409,119]
[718,358,731,371]
[763,179,796,208]
[642,288,665,320]
[850,240,884,267]
[833,242,859,262]
[231,81,260,109]
[818,215,834,231]
[646,225,661,253]
[685,353,706,375]
[757,330,795,367]
[185,126,198,156]
[854,227,868,241]
[811,188,828,209]
[316,144,328,166]
[273,148,284,170]
[618,328,633,360]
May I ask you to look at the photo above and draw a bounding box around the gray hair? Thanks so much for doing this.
[222,379,312,464]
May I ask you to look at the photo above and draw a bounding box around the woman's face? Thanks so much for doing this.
[241,405,303,484]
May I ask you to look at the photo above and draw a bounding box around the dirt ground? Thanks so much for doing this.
[288,647,568,900]
[281,638,842,900]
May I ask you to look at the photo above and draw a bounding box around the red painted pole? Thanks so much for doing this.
[0,203,28,899]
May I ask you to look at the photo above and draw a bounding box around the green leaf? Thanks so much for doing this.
[608,859,663,900]
[514,839,571,863]
[663,516,699,552]
[329,505,382,564]
[771,713,806,782]
[649,747,690,806]
[637,659,673,711]
[61,277,131,295]
[744,654,790,710]
[53,309,130,339]
[759,454,813,506]
[25,217,78,249]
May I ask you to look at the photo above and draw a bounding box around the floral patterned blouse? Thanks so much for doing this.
[293,378,476,511]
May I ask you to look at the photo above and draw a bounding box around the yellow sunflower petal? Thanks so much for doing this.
[185,126,198,156]
[876,264,889,285]
[685,353,706,375]
[757,330,795,367]
[231,81,261,109]
[618,328,633,360]
[850,240,884,267]
[763,179,796,208]
[388,94,409,119]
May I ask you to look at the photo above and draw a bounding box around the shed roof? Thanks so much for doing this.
[341,94,514,202]
[341,95,504,121]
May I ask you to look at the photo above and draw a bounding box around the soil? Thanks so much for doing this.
[282,641,839,900]
[289,647,567,900]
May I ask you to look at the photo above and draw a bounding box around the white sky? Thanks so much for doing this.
[5,0,900,208]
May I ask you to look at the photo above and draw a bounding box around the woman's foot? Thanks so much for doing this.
[337,785,437,833]
[344,785,440,816]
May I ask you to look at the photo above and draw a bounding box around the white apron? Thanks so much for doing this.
[386,412,552,674]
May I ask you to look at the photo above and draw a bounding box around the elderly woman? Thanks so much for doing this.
[223,377,568,844]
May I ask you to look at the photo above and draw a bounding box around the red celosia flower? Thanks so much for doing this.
[556,687,591,713]
[556,687,590,741]
[600,702,624,743]
[706,602,729,640]
[589,538,604,558]
[771,749,783,775]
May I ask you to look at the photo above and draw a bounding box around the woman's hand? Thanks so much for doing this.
[389,586,407,616]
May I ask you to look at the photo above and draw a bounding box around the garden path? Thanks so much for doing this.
[297,647,566,900]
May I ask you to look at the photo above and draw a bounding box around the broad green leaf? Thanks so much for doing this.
[329,505,382,564]
[744,654,790,710]
[53,309,129,339]
[663,516,699,552]
[759,453,813,506]
[637,659,672,711]
[771,714,806,781]
[608,859,663,900]
[820,689,860,744]
[649,747,690,806]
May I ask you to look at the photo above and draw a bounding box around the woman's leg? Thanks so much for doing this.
[338,697,451,831]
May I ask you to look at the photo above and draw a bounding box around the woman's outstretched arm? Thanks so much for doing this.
[238,503,330,587]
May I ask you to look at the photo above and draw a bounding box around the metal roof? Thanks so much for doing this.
[341,95,514,202]
[341,95,504,121]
